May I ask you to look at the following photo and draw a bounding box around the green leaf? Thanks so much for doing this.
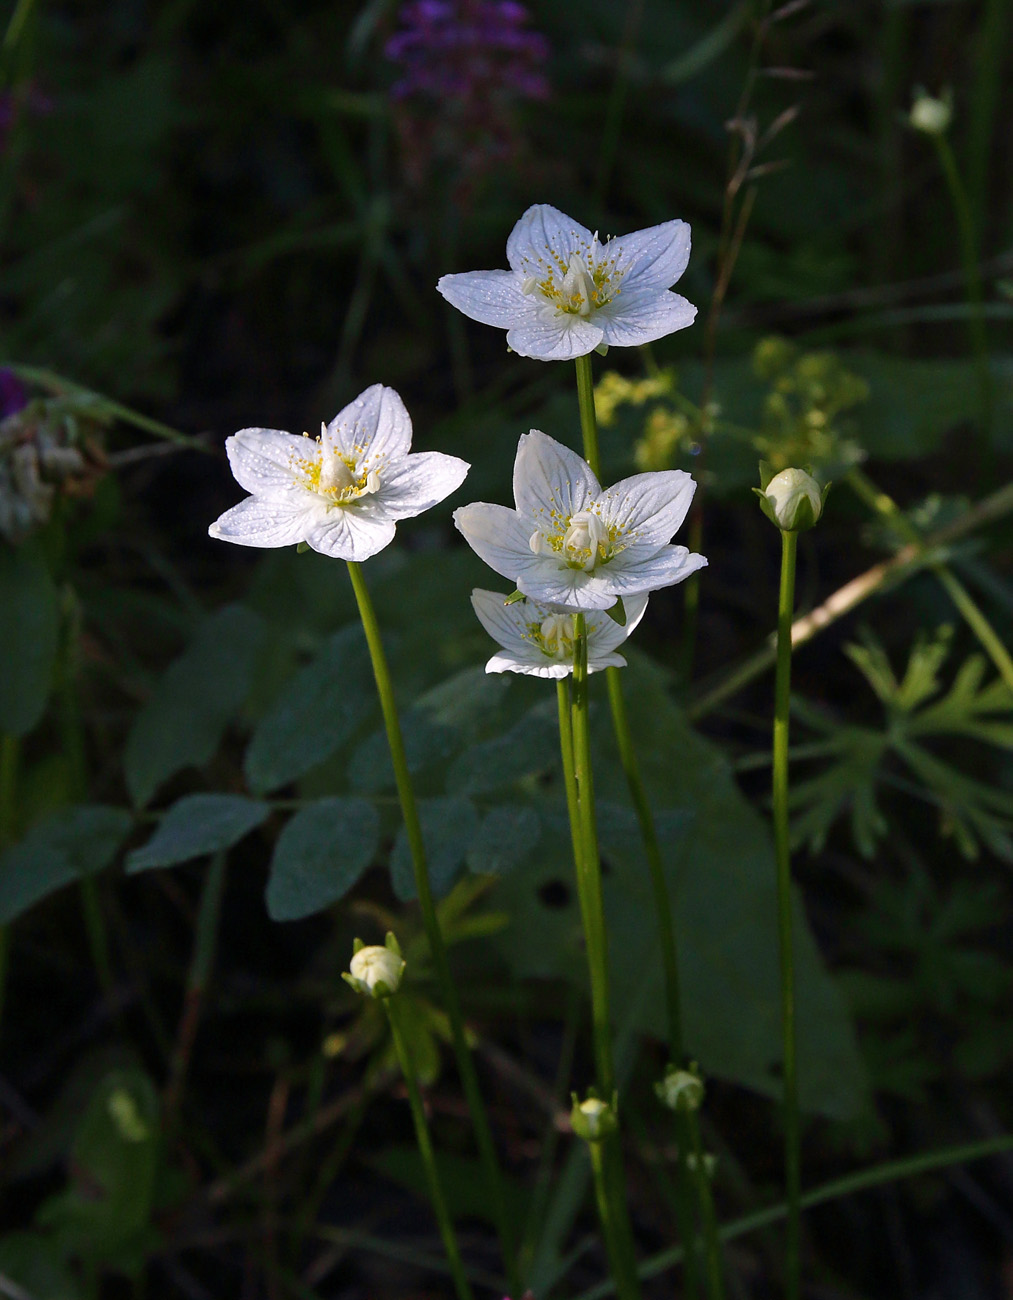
[0,805,132,925]
[491,656,869,1120]
[125,794,270,874]
[266,797,378,921]
[36,1065,161,1263]
[446,701,558,795]
[0,538,61,737]
[467,804,541,875]
[390,797,479,901]
[124,604,265,807]
[244,626,372,794]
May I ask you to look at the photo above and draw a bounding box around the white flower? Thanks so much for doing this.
[909,88,952,136]
[454,430,706,611]
[347,944,405,998]
[471,589,649,678]
[437,203,696,361]
[208,384,469,561]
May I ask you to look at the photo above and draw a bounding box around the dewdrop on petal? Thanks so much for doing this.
[570,1091,618,1142]
[756,464,826,533]
[343,933,405,999]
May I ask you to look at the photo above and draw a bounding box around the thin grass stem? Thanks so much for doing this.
[344,559,518,1294]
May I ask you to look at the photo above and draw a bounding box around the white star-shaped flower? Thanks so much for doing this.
[436,203,696,361]
[471,589,649,678]
[454,429,706,611]
[208,384,469,561]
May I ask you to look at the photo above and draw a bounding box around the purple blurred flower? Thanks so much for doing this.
[385,0,549,103]
[0,369,27,419]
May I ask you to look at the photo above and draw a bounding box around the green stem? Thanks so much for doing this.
[590,1142,641,1300]
[575,353,702,1293]
[344,560,518,1293]
[573,1132,1013,1300]
[846,468,1013,692]
[385,997,475,1300]
[931,133,992,445]
[687,1112,725,1300]
[571,614,613,1097]
[773,528,800,1300]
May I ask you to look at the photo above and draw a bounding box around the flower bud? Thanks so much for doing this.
[756,465,825,532]
[343,933,405,999]
[655,1063,705,1113]
[909,88,952,136]
[570,1091,618,1143]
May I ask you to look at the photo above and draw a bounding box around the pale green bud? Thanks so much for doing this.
[755,464,826,532]
[909,88,952,136]
[570,1091,618,1143]
[655,1063,705,1113]
[343,933,404,999]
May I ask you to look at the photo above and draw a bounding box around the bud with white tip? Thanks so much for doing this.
[655,1063,705,1113]
[909,87,952,136]
[343,933,405,999]
[570,1091,618,1143]
[755,464,826,533]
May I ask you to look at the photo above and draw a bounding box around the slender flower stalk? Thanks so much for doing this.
[772,526,801,1300]
[384,985,475,1300]
[345,561,518,1293]
[574,356,717,1296]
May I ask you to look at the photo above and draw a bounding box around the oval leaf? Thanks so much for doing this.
[126,794,270,874]
[391,797,479,901]
[267,797,378,921]
[0,538,60,737]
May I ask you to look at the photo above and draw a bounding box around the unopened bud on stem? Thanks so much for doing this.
[755,463,826,532]
[343,933,405,999]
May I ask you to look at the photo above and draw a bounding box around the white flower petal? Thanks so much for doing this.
[608,545,708,595]
[471,589,535,656]
[305,503,397,561]
[324,384,412,465]
[506,203,596,278]
[505,313,604,361]
[225,428,317,497]
[516,565,619,611]
[599,469,696,545]
[514,430,600,524]
[436,270,531,328]
[596,289,697,348]
[486,650,572,678]
[209,495,315,548]
[610,219,691,291]
[454,502,538,583]
[378,452,470,519]
[584,592,649,653]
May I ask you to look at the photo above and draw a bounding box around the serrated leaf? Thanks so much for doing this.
[126,794,270,874]
[267,797,378,921]
[0,538,61,737]
[467,804,541,875]
[0,805,133,924]
[124,605,265,807]
[244,626,372,794]
[391,798,479,901]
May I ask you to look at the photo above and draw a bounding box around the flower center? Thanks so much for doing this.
[297,436,381,505]
[521,236,625,318]
[528,508,616,571]
[535,611,576,660]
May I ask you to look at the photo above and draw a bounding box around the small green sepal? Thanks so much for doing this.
[504,589,526,606]
[606,595,627,626]
[594,342,610,357]
[296,540,310,554]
